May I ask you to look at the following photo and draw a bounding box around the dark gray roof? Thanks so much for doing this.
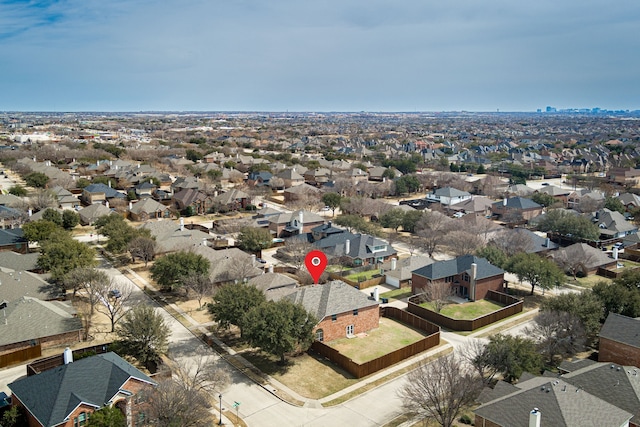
[412,255,504,281]
[284,281,379,321]
[0,251,40,272]
[600,313,640,349]
[315,232,397,260]
[83,183,125,199]
[492,197,542,210]
[0,228,26,246]
[9,352,155,427]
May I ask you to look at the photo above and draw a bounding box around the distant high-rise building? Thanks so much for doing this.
[545,106,557,112]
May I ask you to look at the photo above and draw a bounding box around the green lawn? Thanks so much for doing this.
[381,288,413,301]
[568,275,612,289]
[343,269,381,282]
[420,299,505,320]
[326,318,426,363]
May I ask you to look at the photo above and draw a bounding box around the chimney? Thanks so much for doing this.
[108,180,111,188]
[298,211,304,229]
[202,238,207,246]
[373,287,379,302]
[28,209,32,217]
[613,247,619,260]
[545,238,550,248]
[469,262,478,301]
[137,163,141,168]
[96,160,99,166]
[268,265,274,273]
[63,347,73,364]
[529,408,541,427]
[391,258,397,271]
[105,200,109,209]
[502,198,507,206]
[129,201,133,210]
[328,221,332,228]
[179,217,184,231]
[251,254,256,266]
[345,239,351,255]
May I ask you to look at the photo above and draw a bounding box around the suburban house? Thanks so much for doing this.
[315,232,397,267]
[247,272,298,301]
[0,251,40,272]
[211,188,251,212]
[551,242,616,276]
[128,198,172,222]
[0,297,83,363]
[0,205,25,230]
[77,204,113,226]
[190,246,264,284]
[8,352,156,427]
[619,193,640,210]
[537,185,571,207]
[449,196,494,218]
[247,171,272,186]
[172,188,213,215]
[608,166,640,187]
[599,313,640,368]
[0,228,29,253]
[310,221,345,242]
[81,183,125,205]
[283,183,321,203]
[49,186,81,210]
[284,280,380,342]
[268,210,325,238]
[275,168,305,187]
[491,197,543,223]
[425,187,472,207]
[382,256,434,289]
[139,219,212,254]
[474,372,633,427]
[411,255,505,300]
[589,208,638,239]
[133,181,156,199]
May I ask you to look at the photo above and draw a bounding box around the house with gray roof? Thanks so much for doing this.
[382,255,434,289]
[425,187,472,207]
[0,228,28,254]
[411,255,505,300]
[128,198,172,222]
[315,232,397,267]
[49,186,80,210]
[590,208,638,239]
[0,251,40,272]
[551,243,616,276]
[247,272,297,301]
[269,210,325,238]
[599,313,640,368]
[9,352,155,427]
[190,246,263,284]
[139,219,212,254]
[0,296,83,357]
[474,375,633,427]
[284,280,380,342]
[77,203,113,226]
[491,197,543,223]
[81,183,125,205]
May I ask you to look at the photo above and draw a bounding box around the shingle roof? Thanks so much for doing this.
[0,228,26,246]
[412,255,504,281]
[492,197,542,210]
[314,232,397,260]
[9,352,155,427]
[83,183,125,199]
[551,243,614,270]
[284,281,379,321]
[0,296,82,347]
[129,198,167,215]
[600,313,640,349]
[0,251,40,272]
[433,187,471,198]
[475,378,632,427]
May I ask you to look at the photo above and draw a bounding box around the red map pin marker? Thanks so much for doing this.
[305,250,327,284]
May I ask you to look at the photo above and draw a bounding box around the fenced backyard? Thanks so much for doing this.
[310,306,440,379]
[407,290,524,332]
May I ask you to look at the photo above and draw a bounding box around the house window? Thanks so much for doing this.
[316,329,324,342]
[445,276,454,283]
[78,412,87,427]
[463,273,470,282]
[346,325,354,336]
[331,314,337,322]
[353,309,359,316]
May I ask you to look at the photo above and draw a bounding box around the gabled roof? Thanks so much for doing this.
[9,352,155,427]
[591,209,637,234]
[212,188,249,205]
[0,269,57,302]
[492,197,542,210]
[450,196,494,213]
[129,198,167,215]
[82,183,125,199]
[77,204,113,223]
[412,255,504,281]
[189,246,263,282]
[172,188,210,206]
[538,185,570,196]
[276,168,304,180]
[315,232,397,260]
[0,228,26,246]
[0,251,40,272]
[383,255,434,282]
[284,280,379,321]
[0,296,81,347]
[432,187,471,198]
[551,243,613,270]
[139,220,211,254]
[269,210,324,225]
[283,183,320,195]
[600,313,640,349]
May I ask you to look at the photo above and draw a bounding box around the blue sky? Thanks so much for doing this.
[1,0,639,112]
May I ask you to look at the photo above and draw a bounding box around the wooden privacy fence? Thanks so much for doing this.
[0,345,41,369]
[407,290,523,332]
[26,343,112,375]
[310,306,440,379]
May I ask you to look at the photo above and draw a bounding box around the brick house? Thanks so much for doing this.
[268,210,325,238]
[9,351,155,427]
[284,281,379,342]
[491,197,543,223]
[411,255,504,301]
[599,312,640,368]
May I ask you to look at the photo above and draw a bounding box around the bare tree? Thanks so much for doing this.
[95,281,133,332]
[398,354,483,427]
[460,340,503,386]
[447,230,485,257]
[554,249,595,279]
[416,211,454,257]
[184,274,216,309]
[577,196,604,213]
[28,189,57,211]
[128,236,157,267]
[525,311,586,364]
[172,353,231,394]
[420,282,455,313]
[280,238,314,271]
[490,228,534,257]
[65,267,109,312]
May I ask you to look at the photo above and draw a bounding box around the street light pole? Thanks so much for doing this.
[218,393,223,425]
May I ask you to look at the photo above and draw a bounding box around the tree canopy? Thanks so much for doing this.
[236,226,272,253]
[115,305,170,366]
[24,171,49,188]
[505,252,565,295]
[37,231,97,281]
[536,209,599,240]
[208,283,266,335]
[94,214,151,253]
[150,251,210,291]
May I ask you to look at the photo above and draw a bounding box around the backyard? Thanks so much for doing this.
[420,299,505,320]
[326,318,427,363]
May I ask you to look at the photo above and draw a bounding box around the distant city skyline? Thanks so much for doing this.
[2,1,639,112]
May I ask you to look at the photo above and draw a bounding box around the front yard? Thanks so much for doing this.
[420,299,505,320]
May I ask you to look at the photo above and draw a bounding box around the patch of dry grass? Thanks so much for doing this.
[327,318,427,363]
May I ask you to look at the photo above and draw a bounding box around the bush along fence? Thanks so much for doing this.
[309,306,440,379]
[407,290,523,332]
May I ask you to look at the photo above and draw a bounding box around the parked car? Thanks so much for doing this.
[255,258,267,264]
[109,289,122,298]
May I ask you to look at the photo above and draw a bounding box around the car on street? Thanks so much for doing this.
[109,289,122,298]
